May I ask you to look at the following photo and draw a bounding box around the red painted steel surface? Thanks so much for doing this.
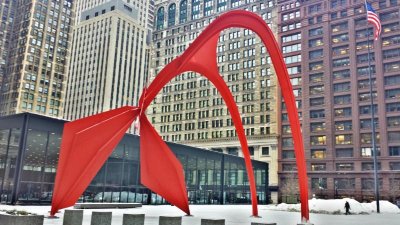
[50,10,310,221]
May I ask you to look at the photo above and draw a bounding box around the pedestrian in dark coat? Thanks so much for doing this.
[344,201,351,215]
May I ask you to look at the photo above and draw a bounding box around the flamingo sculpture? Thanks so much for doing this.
[50,10,310,222]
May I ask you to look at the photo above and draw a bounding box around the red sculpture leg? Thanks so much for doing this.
[139,114,190,215]
[50,106,139,215]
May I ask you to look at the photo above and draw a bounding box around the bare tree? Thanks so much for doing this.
[280,172,299,203]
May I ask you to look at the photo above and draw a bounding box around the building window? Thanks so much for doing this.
[332,69,350,80]
[336,148,353,158]
[191,0,200,19]
[390,162,400,170]
[310,122,326,132]
[309,3,322,14]
[334,107,351,117]
[310,97,324,106]
[359,79,376,89]
[310,109,325,119]
[217,0,227,12]
[309,61,323,71]
[261,147,270,156]
[310,73,323,83]
[336,163,354,171]
[389,146,400,156]
[335,121,352,131]
[179,0,187,23]
[362,178,382,190]
[332,45,349,56]
[311,164,326,171]
[334,95,351,105]
[311,149,326,159]
[168,4,176,27]
[282,138,294,147]
[282,164,297,171]
[204,0,214,16]
[360,133,380,144]
[333,58,350,67]
[388,131,400,143]
[332,34,349,43]
[335,178,355,189]
[361,147,381,157]
[359,105,377,115]
[387,102,400,112]
[360,118,378,129]
[308,49,324,60]
[357,53,375,64]
[333,82,350,92]
[312,178,327,190]
[362,162,381,171]
[385,88,400,99]
[281,150,294,159]
[335,134,352,145]
[331,22,348,32]
[309,27,323,37]
[310,136,326,145]
[309,38,323,47]
[331,0,347,8]
[156,7,165,30]
[309,85,324,95]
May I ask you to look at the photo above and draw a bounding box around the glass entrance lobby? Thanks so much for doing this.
[0,113,268,205]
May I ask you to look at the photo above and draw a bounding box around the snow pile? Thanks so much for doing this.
[362,201,400,213]
[269,198,400,214]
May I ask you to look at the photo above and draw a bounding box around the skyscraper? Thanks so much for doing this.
[0,0,74,117]
[150,0,280,202]
[64,0,150,122]
[278,0,400,202]
[0,0,17,92]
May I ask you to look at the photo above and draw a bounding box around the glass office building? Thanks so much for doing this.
[0,113,268,205]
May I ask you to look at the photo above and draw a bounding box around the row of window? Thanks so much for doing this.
[283,161,400,172]
[157,0,274,30]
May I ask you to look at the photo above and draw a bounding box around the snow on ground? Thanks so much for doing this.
[267,198,400,214]
[0,202,399,225]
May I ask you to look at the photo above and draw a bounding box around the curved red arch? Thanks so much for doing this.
[50,10,309,222]
[140,10,310,220]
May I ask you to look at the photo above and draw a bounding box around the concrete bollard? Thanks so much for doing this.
[0,214,44,225]
[159,216,182,225]
[63,209,83,225]
[122,214,145,225]
[90,212,112,225]
[251,223,277,225]
[297,223,314,225]
[201,218,225,225]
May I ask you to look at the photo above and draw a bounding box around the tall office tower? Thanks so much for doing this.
[74,0,151,29]
[0,0,74,117]
[64,0,148,121]
[0,0,17,92]
[278,0,400,202]
[150,0,279,203]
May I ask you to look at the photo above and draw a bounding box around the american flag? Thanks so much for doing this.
[365,1,381,40]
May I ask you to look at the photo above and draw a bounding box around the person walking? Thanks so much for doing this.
[344,201,351,215]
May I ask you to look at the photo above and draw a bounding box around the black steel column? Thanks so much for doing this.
[11,114,29,204]
[220,155,225,205]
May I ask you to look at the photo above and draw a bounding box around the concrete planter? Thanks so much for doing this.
[0,214,44,225]
[159,216,182,225]
[122,214,145,225]
[251,223,277,225]
[201,218,225,225]
[63,209,83,225]
[90,211,112,225]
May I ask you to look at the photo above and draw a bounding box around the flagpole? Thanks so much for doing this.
[366,18,380,214]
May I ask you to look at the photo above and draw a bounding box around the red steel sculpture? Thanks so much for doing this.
[50,10,310,221]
